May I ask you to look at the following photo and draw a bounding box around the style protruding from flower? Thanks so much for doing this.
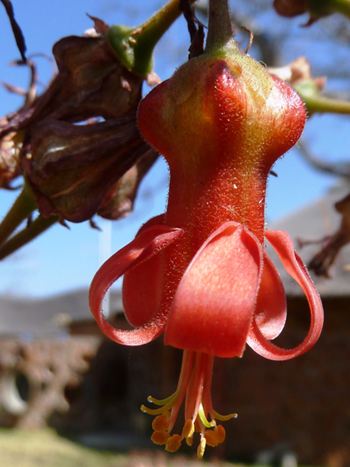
[89,4,324,458]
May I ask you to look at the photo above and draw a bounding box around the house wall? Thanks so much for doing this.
[215,297,349,466]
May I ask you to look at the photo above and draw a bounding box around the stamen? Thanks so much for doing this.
[151,431,169,445]
[215,425,226,444]
[141,351,236,458]
[152,414,170,432]
[212,408,238,421]
[140,394,176,415]
[204,429,218,447]
[185,435,193,447]
[165,434,182,453]
[147,392,177,405]
[140,403,171,416]
[181,419,195,439]
[198,403,216,428]
[204,425,226,447]
[196,435,207,459]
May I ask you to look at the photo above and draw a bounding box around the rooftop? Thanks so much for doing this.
[271,183,350,297]
[0,289,123,338]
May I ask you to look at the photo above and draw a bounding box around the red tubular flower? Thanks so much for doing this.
[89,39,324,457]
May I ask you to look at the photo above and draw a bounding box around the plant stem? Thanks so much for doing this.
[133,0,192,75]
[206,0,234,52]
[109,0,195,76]
[135,0,190,51]
[0,215,57,260]
[304,95,350,114]
[0,183,36,245]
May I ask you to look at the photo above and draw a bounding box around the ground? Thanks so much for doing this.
[0,428,266,467]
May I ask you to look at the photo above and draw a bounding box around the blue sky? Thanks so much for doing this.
[0,1,348,297]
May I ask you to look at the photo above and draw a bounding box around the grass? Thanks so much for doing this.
[0,429,123,467]
[0,428,266,467]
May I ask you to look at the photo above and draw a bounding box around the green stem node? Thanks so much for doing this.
[108,0,193,77]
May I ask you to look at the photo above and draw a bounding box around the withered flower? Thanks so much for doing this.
[22,115,152,222]
[0,118,22,188]
[97,150,158,220]
[0,1,196,257]
[1,29,152,223]
[27,34,143,122]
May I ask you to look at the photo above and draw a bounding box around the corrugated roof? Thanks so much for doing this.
[270,184,350,297]
[0,289,123,338]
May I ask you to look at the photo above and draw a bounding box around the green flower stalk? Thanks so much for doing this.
[108,0,195,77]
[269,57,350,115]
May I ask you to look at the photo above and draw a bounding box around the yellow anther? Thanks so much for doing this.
[165,434,182,453]
[152,414,170,432]
[186,435,193,447]
[181,419,195,439]
[151,431,169,446]
[196,436,207,459]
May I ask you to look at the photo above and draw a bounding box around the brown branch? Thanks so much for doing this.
[0,0,27,62]
[180,0,205,58]
[305,193,350,277]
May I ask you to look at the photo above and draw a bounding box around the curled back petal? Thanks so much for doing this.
[165,222,263,358]
[123,214,165,326]
[254,253,287,340]
[89,224,183,346]
[247,230,324,361]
